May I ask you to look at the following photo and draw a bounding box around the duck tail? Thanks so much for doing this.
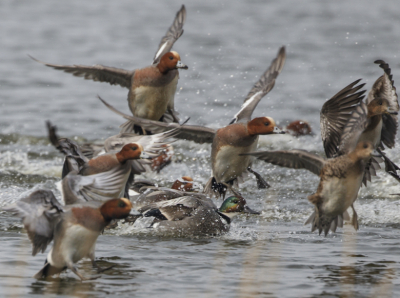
[203,177,227,199]
[34,260,66,279]
[305,208,338,236]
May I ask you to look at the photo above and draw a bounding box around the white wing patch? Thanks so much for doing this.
[154,42,169,63]
[232,90,263,123]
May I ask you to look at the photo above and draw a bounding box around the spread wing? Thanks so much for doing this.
[231,46,286,123]
[367,60,399,149]
[61,164,132,204]
[29,55,133,88]
[241,149,325,176]
[337,102,369,155]
[153,5,186,64]
[320,79,366,158]
[99,96,216,144]
[103,129,178,157]
[47,121,89,178]
[3,190,64,256]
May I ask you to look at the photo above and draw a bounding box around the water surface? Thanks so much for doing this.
[1,0,400,297]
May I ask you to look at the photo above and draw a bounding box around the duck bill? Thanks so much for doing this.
[140,152,152,159]
[273,127,285,134]
[176,60,188,70]
[191,182,203,192]
[371,150,382,158]
[243,205,261,215]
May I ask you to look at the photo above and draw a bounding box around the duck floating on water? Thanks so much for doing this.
[131,195,260,237]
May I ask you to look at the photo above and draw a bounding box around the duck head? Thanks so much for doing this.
[171,176,202,192]
[368,98,398,117]
[157,51,188,74]
[116,143,149,163]
[100,198,132,222]
[351,141,377,161]
[286,120,313,137]
[247,117,284,136]
[218,196,260,218]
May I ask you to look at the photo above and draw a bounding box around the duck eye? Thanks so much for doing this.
[363,144,368,149]
[264,122,269,126]
[169,56,174,60]
[131,146,137,150]
[118,201,126,208]
[378,100,383,106]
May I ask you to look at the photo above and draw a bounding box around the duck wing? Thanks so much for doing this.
[153,5,186,64]
[29,55,133,88]
[367,60,399,149]
[337,102,369,155]
[3,190,63,256]
[47,121,89,178]
[231,46,286,124]
[62,163,132,204]
[99,96,216,144]
[140,196,202,221]
[104,129,178,157]
[320,79,366,158]
[241,149,325,176]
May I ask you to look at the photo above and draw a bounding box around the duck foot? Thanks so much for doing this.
[351,204,359,231]
[247,167,270,188]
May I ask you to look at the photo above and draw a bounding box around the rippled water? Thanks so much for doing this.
[1,0,400,297]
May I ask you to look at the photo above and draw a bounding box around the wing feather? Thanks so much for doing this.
[3,190,63,256]
[231,46,286,123]
[29,55,133,88]
[99,96,216,144]
[241,149,325,176]
[320,79,366,158]
[153,5,186,64]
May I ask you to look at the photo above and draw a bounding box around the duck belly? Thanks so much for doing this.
[129,76,178,120]
[320,175,362,216]
[49,224,99,268]
[213,142,256,183]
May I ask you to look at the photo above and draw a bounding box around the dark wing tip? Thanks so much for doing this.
[46,120,59,147]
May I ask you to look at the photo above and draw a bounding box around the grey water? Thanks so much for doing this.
[1,0,400,297]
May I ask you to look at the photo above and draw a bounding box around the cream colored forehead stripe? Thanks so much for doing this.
[266,117,276,127]
[137,143,144,152]
[121,198,131,205]
[170,51,181,60]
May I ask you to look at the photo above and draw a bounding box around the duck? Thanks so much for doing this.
[320,60,399,184]
[131,195,260,237]
[285,120,313,137]
[243,140,377,236]
[3,190,132,280]
[79,128,178,172]
[130,175,202,194]
[127,176,203,212]
[99,46,287,198]
[30,5,188,135]
[47,121,170,204]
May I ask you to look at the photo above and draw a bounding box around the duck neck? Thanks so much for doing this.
[363,114,381,133]
[217,211,232,224]
[157,61,171,74]
[115,152,127,164]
